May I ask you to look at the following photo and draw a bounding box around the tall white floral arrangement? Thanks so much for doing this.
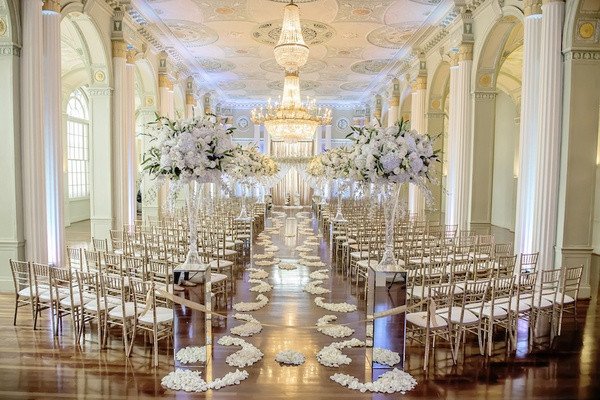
[142,115,236,183]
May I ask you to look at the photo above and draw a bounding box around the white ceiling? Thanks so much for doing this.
[139,0,447,103]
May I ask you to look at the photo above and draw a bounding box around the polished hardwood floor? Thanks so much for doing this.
[2,210,599,399]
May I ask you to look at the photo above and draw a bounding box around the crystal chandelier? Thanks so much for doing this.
[251,1,331,143]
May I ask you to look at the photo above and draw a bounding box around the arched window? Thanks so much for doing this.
[66,89,90,198]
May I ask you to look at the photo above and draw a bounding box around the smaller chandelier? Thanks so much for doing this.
[251,71,332,143]
[274,1,309,72]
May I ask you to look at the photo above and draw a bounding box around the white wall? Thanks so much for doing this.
[491,91,518,231]
[68,199,90,224]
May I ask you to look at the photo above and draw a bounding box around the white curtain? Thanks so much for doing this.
[271,141,313,205]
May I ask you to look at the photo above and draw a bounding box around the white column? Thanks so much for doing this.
[409,76,427,217]
[446,44,473,231]
[111,40,127,230]
[324,125,332,149]
[185,93,195,119]
[88,87,113,239]
[314,125,323,154]
[532,0,565,269]
[125,52,137,226]
[446,58,459,228]
[21,0,48,262]
[42,1,64,266]
[387,95,399,128]
[514,0,543,256]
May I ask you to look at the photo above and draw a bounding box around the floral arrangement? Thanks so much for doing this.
[306,156,325,177]
[218,336,264,367]
[230,313,263,337]
[319,147,353,180]
[142,115,236,183]
[161,368,249,392]
[275,350,306,366]
[347,119,439,186]
[175,346,207,364]
[232,293,269,312]
[314,297,357,313]
[330,368,417,394]
[248,268,270,280]
[316,315,355,338]
[226,145,279,181]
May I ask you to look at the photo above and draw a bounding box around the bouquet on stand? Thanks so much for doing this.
[347,119,439,270]
[142,115,236,271]
[320,147,353,223]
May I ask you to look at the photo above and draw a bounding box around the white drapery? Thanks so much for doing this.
[271,141,314,205]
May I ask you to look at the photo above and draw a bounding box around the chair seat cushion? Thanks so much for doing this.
[84,296,121,311]
[356,259,379,268]
[18,287,48,298]
[138,306,173,324]
[437,306,480,324]
[406,311,449,328]
[108,301,137,318]
[543,292,575,304]
[467,302,508,319]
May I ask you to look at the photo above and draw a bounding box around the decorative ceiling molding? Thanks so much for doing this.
[252,19,336,46]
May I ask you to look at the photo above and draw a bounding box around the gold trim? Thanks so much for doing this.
[42,0,61,13]
[524,0,542,16]
[126,49,137,64]
[579,22,595,39]
[111,40,127,59]
[158,74,173,89]
[186,93,196,106]
[389,96,400,107]
[458,42,473,61]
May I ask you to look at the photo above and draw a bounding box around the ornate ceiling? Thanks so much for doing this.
[137,0,448,103]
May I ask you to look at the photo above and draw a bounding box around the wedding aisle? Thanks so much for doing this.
[164,207,412,397]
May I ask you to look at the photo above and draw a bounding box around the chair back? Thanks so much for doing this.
[10,259,31,294]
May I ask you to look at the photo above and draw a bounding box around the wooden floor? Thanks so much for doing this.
[2,209,600,399]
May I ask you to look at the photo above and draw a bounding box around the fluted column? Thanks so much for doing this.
[446,44,473,231]
[185,93,196,119]
[253,123,261,147]
[21,0,48,262]
[42,0,65,266]
[409,75,427,217]
[125,51,137,227]
[514,0,543,256]
[314,125,323,154]
[387,95,399,128]
[111,39,128,229]
[373,95,382,121]
[324,125,332,150]
[532,0,564,269]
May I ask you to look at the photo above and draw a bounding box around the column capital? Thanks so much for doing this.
[0,44,21,57]
[542,0,565,4]
[524,0,542,16]
[389,96,400,107]
[458,42,474,62]
[112,40,127,59]
[185,93,196,106]
[87,86,113,97]
[412,75,427,91]
[473,91,497,100]
[126,49,137,65]
[42,0,61,13]
[158,74,173,90]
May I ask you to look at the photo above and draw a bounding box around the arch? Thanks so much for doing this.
[428,61,450,113]
[0,0,21,45]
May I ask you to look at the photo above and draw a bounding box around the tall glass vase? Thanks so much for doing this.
[179,181,207,271]
[332,179,348,223]
[377,184,403,271]
[236,182,252,221]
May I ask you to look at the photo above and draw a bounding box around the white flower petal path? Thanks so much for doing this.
[218,335,264,368]
[300,260,327,267]
[304,280,331,295]
[316,315,355,338]
[373,347,401,367]
[248,268,270,280]
[255,259,277,266]
[314,297,357,313]
[175,346,207,364]
[275,350,306,366]
[233,293,269,312]
[330,369,417,394]
[161,369,249,392]
[254,252,275,260]
[278,262,298,270]
[230,313,263,337]
[309,269,329,280]
[300,254,322,261]
[316,338,365,367]
[248,279,273,293]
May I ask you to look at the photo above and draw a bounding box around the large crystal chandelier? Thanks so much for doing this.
[251,1,331,143]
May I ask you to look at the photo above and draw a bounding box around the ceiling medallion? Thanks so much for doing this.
[252,19,335,46]
[334,1,390,23]
[260,58,327,73]
[165,20,218,47]
[340,82,370,92]
[215,6,235,15]
[219,81,246,91]
[192,0,249,21]
[367,22,421,49]
[196,57,236,73]
[350,59,391,75]
[408,0,442,4]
